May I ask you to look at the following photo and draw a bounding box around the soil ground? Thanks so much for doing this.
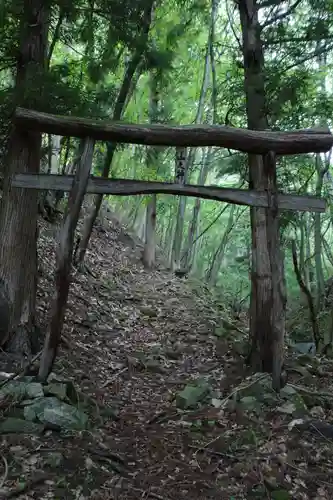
[1,210,333,499]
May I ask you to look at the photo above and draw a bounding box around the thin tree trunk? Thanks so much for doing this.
[76,1,154,265]
[314,50,329,310]
[171,148,188,270]
[142,195,157,268]
[40,134,62,218]
[323,237,333,267]
[133,205,146,241]
[0,0,50,356]
[299,217,306,276]
[206,205,236,286]
[55,136,71,209]
[291,240,320,349]
[305,214,314,292]
[167,203,177,267]
[183,147,211,270]
[132,197,144,228]
[142,65,160,268]
[170,0,218,271]
[47,7,65,68]
[314,156,325,310]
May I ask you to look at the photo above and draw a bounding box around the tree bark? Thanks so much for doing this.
[314,156,326,310]
[183,147,211,270]
[171,148,188,270]
[314,50,330,311]
[39,134,62,220]
[15,107,333,154]
[39,138,95,381]
[0,0,50,356]
[142,195,157,268]
[239,0,286,390]
[142,65,160,269]
[206,205,236,286]
[305,213,314,292]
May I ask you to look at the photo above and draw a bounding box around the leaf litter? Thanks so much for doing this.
[0,207,333,499]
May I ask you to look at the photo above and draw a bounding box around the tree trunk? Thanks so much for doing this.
[238,0,286,390]
[0,0,49,357]
[305,214,314,291]
[314,157,325,310]
[314,50,329,310]
[183,147,211,270]
[142,195,157,268]
[171,148,188,270]
[299,217,306,278]
[131,197,144,227]
[167,208,177,267]
[170,3,215,272]
[39,134,62,219]
[142,66,160,269]
[206,205,236,286]
[55,136,71,209]
[76,1,154,265]
[323,237,333,268]
[39,138,95,381]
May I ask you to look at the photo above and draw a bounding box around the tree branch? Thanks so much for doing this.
[261,0,304,29]
[281,43,333,72]
[291,239,320,349]
[264,35,333,46]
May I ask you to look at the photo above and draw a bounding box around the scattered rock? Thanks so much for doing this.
[0,417,44,434]
[139,306,158,317]
[24,396,88,430]
[176,379,211,409]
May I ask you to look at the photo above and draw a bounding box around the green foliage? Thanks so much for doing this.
[2,0,333,320]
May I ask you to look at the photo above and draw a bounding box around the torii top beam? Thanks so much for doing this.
[14,107,333,156]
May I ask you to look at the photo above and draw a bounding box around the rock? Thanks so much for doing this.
[82,312,98,326]
[270,489,291,500]
[140,307,157,317]
[213,328,226,338]
[43,382,68,401]
[0,381,44,400]
[242,374,278,405]
[240,396,261,412]
[24,396,88,430]
[277,392,308,417]
[0,417,44,434]
[176,380,211,409]
[165,349,182,360]
[280,384,297,397]
[277,402,297,415]
[310,406,325,418]
[292,342,316,355]
[145,359,167,374]
[44,451,64,467]
[46,375,79,405]
[211,398,223,408]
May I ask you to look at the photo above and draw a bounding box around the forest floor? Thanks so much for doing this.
[1,209,333,500]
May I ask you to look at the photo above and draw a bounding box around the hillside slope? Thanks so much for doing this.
[0,210,332,500]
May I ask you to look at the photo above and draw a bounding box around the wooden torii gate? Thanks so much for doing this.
[11,107,333,384]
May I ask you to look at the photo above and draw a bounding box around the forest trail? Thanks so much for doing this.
[1,209,333,500]
[36,209,244,499]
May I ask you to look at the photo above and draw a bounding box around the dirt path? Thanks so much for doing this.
[1,213,333,499]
